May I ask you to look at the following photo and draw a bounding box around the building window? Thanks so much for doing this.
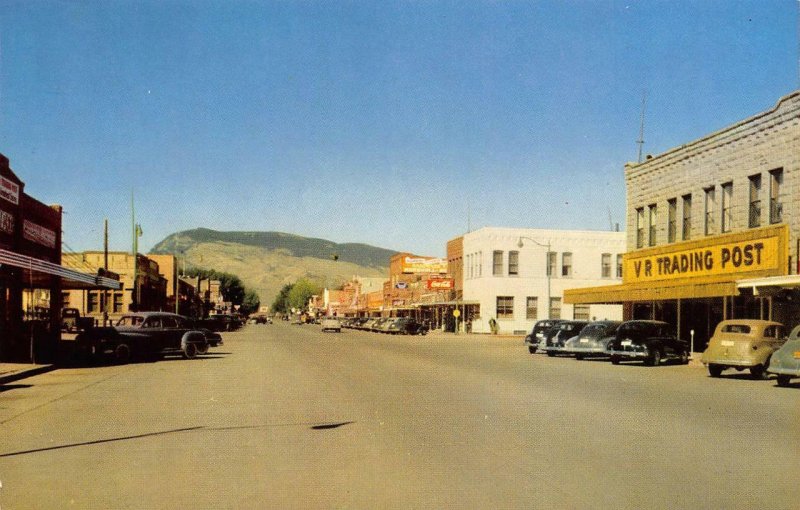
[113,292,124,313]
[648,204,657,246]
[616,254,623,278]
[478,252,482,277]
[508,251,519,276]
[549,297,561,319]
[601,253,612,278]
[667,198,677,243]
[770,168,783,224]
[721,182,733,233]
[574,304,590,321]
[547,252,557,277]
[561,252,572,277]
[682,194,692,240]
[496,296,514,319]
[88,292,100,313]
[749,174,761,228]
[636,207,645,248]
[493,250,503,276]
[526,297,538,320]
[704,186,715,235]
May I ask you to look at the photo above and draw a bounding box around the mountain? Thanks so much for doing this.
[150,228,396,306]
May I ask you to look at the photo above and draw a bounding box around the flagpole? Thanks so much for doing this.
[131,189,137,311]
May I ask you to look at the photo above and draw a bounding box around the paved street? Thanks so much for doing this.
[1,322,798,509]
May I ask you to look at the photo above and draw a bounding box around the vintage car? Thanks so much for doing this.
[701,319,787,379]
[524,319,565,354]
[767,324,800,386]
[320,317,342,333]
[75,312,209,364]
[607,320,689,366]
[542,320,590,356]
[563,320,622,360]
[385,317,428,335]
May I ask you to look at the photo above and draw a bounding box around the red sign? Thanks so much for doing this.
[427,278,454,290]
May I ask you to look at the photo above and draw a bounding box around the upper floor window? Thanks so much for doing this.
[616,254,623,278]
[704,186,715,235]
[667,198,677,243]
[749,174,761,228]
[547,251,557,277]
[562,252,573,277]
[636,207,645,248]
[770,168,783,224]
[721,182,733,233]
[648,204,657,246]
[508,251,519,276]
[601,253,612,278]
[492,250,503,276]
[682,194,692,240]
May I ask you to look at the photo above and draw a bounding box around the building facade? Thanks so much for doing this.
[566,90,800,351]
[462,227,625,334]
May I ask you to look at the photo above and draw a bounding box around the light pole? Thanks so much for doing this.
[517,236,552,319]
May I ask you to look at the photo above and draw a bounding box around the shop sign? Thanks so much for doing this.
[427,278,454,290]
[401,256,448,274]
[395,282,408,289]
[624,234,782,284]
[392,299,405,306]
[0,209,14,235]
[23,220,56,248]
[0,176,19,205]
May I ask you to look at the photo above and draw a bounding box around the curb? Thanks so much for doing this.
[0,364,56,385]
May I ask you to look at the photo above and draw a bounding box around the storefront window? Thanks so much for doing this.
[526,297,537,319]
[549,297,561,319]
[574,304,590,321]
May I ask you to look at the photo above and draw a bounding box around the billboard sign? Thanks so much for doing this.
[427,278,454,290]
[401,256,448,274]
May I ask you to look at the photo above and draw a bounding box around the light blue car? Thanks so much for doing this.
[767,324,800,387]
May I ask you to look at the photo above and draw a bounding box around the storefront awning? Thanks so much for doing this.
[417,300,481,307]
[0,248,122,290]
[565,280,739,304]
[737,275,800,295]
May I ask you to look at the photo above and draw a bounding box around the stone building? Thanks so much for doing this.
[567,90,800,350]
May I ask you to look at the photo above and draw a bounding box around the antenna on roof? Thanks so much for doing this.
[636,90,648,163]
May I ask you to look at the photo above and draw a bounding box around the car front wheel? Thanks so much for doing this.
[183,343,198,359]
[196,342,209,355]
[776,375,791,387]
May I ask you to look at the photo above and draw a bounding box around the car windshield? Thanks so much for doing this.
[116,316,144,327]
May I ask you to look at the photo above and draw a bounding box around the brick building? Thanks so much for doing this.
[567,90,800,350]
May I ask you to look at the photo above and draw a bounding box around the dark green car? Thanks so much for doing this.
[767,325,800,387]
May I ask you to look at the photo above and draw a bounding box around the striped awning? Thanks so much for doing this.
[0,248,122,290]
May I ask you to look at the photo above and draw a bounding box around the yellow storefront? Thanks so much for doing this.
[566,225,792,351]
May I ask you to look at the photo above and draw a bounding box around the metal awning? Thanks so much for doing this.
[737,275,800,295]
[564,280,739,304]
[0,248,122,290]
[417,300,481,307]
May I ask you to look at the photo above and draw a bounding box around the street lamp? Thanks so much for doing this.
[517,236,552,319]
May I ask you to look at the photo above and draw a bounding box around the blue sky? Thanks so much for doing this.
[0,1,797,257]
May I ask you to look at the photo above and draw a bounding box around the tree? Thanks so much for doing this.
[287,279,321,312]
[271,283,293,314]
[240,290,261,315]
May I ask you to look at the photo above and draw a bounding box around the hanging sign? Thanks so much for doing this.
[0,177,19,205]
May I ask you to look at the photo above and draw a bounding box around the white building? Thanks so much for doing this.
[462,227,626,334]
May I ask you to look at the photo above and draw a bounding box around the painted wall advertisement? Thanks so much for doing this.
[23,220,57,249]
[401,256,448,274]
[0,176,19,205]
[427,278,454,290]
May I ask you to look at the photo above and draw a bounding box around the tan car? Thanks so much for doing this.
[701,320,787,379]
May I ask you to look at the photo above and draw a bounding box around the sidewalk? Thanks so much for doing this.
[0,362,55,384]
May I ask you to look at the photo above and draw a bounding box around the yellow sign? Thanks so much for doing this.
[453,309,461,317]
[401,256,448,274]
[625,233,783,284]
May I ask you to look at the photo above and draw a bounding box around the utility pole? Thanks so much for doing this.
[636,90,648,163]
[103,218,109,326]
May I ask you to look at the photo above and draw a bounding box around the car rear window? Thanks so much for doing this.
[720,324,751,334]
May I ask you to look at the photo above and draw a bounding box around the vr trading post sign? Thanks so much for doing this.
[624,227,787,284]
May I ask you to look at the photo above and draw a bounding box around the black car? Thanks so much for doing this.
[524,319,566,354]
[385,317,428,335]
[563,320,621,359]
[542,320,590,357]
[607,320,689,366]
[76,312,209,364]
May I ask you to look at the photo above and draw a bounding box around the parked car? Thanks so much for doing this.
[200,313,243,332]
[607,320,689,366]
[524,319,566,354]
[767,324,800,386]
[563,320,622,360]
[385,317,428,335]
[542,320,590,356]
[701,319,786,379]
[61,307,95,332]
[75,312,209,364]
[320,317,342,333]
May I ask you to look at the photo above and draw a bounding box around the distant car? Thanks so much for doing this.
[75,312,209,363]
[542,320,590,356]
[386,317,428,335]
[321,317,341,332]
[524,319,566,354]
[701,319,786,379]
[767,324,800,386]
[563,320,622,360]
[61,307,95,332]
[607,320,689,366]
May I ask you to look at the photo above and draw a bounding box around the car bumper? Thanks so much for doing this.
[609,349,649,360]
[766,365,800,376]
[700,357,758,368]
[565,346,608,355]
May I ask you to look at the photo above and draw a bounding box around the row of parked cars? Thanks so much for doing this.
[75,311,224,364]
[523,318,800,386]
[339,317,429,335]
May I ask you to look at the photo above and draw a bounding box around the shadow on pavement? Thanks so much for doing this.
[0,383,33,393]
